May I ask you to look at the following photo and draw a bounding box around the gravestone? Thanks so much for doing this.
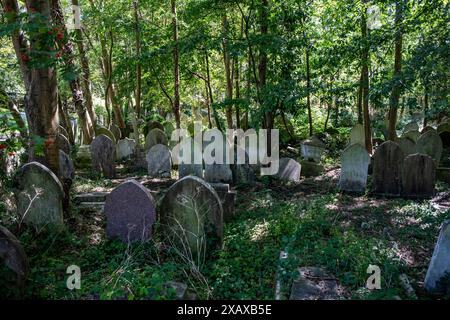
[177,140,204,179]
[58,125,69,139]
[109,123,122,141]
[210,183,236,223]
[402,130,420,143]
[404,121,419,133]
[300,160,324,177]
[203,135,233,184]
[104,180,156,243]
[146,144,172,178]
[231,146,256,185]
[13,162,64,229]
[57,133,71,155]
[437,121,450,135]
[416,130,443,166]
[0,225,28,291]
[159,176,223,264]
[421,125,434,134]
[338,144,370,193]
[395,137,416,157]
[90,134,116,178]
[96,126,116,143]
[401,154,435,198]
[145,128,168,150]
[274,158,301,182]
[437,122,450,148]
[349,124,365,147]
[424,220,450,294]
[116,138,136,161]
[75,145,91,166]
[145,120,165,136]
[372,141,404,196]
[59,150,75,182]
[301,136,326,163]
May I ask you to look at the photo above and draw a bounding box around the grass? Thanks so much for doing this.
[0,172,449,300]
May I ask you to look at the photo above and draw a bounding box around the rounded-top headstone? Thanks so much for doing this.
[104,180,156,243]
[402,130,421,143]
[372,141,404,196]
[96,126,116,143]
[416,130,443,166]
[145,128,168,150]
[90,134,116,178]
[159,176,223,262]
[0,225,28,288]
[395,137,416,157]
[147,120,165,133]
[349,124,365,147]
[59,150,75,181]
[13,162,64,228]
[116,138,136,160]
[339,143,370,193]
[57,133,71,155]
[58,125,69,139]
[404,121,419,133]
[109,123,122,141]
[146,144,172,178]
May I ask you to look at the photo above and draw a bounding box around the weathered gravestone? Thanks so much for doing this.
[402,130,421,143]
[338,144,370,193]
[146,144,172,178]
[395,137,416,157]
[437,122,450,148]
[116,138,136,161]
[401,154,435,198]
[231,146,256,185]
[372,141,404,196]
[203,134,233,184]
[210,183,236,223]
[75,144,91,167]
[424,220,450,294]
[349,124,365,147]
[96,126,116,143]
[104,180,156,243]
[416,130,443,166]
[159,176,223,265]
[301,136,326,163]
[90,134,116,178]
[145,120,165,136]
[109,123,122,141]
[404,121,419,133]
[176,140,204,179]
[0,225,28,292]
[59,150,75,182]
[13,162,64,229]
[58,125,69,139]
[145,128,168,150]
[57,133,71,155]
[274,158,301,182]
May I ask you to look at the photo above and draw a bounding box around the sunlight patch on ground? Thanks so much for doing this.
[249,220,270,242]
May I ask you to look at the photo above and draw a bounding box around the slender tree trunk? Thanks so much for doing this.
[306,47,313,136]
[133,0,142,118]
[356,69,363,124]
[388,0,404,141]
[234,58,241,129]
[171,0,181,129]
[222,13,234,129]
[361,0,373,153]
[205,50,222,131]
[423,90,428,127]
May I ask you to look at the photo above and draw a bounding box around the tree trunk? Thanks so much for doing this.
[234,58,241,129]
[387,0,404,141]
[356,69,363,124]
[205,50,222,131]
[171,0,181,129]
[423,91,428,128]
[133,0,142,118]
[306,47,313,136]
[361,0,373,154]
[222,13,234,129]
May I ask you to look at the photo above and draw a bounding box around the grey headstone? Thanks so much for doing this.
[145,120,165,136]
[349,124,365,147]
[90,134,116,178]
[13,162,64,229]
[425,220,450,294]
[301,136,326,163]
[159,176,223,265]
[395,137,417,157]
[75,144,91,165]
[177,140,203,179]
[338,144,370,193]
[404,121,419,133]
[416,130,443,166]
[109,123,122,141]
[231,146,256,185]
[0,225,28,288]
[300,160,324,177]
[402,130,421,143]
[146,144,172,178]
[116,138,136,161]
[104,180,156,243]
[372,141,404,196]
[145,128,168,150]
[59,150,74,181]
[401,154,435,198]
[274,158,301,182]
[96,126,116,143]
[57,133,71,155]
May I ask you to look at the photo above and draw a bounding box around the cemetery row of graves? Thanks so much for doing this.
[0,115,449,300]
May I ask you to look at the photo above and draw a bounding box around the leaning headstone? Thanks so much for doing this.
[372,141,404,196]
[96,126,116,143]
[109,123,122,141]
[116,138,136,161]
[57,133,71,155]
[59,150,75,182]
[58,125,69,139]
[338,144,370,193]
[416,130,443,166]
[0,225,28,293]
[146,144,172,178]
[349,124,365,147]
[145,128,168,150]
[159,176,223,264]
[404,121,419,133]
[13,162,64,229]
[401,154,435,198]
[402,130,421,143]
[424,220,450,294]
[274,158,301,182]
[395,137,417,157]
[104,180,156,243]
[301,136,326,163]
[90,134,116,178]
